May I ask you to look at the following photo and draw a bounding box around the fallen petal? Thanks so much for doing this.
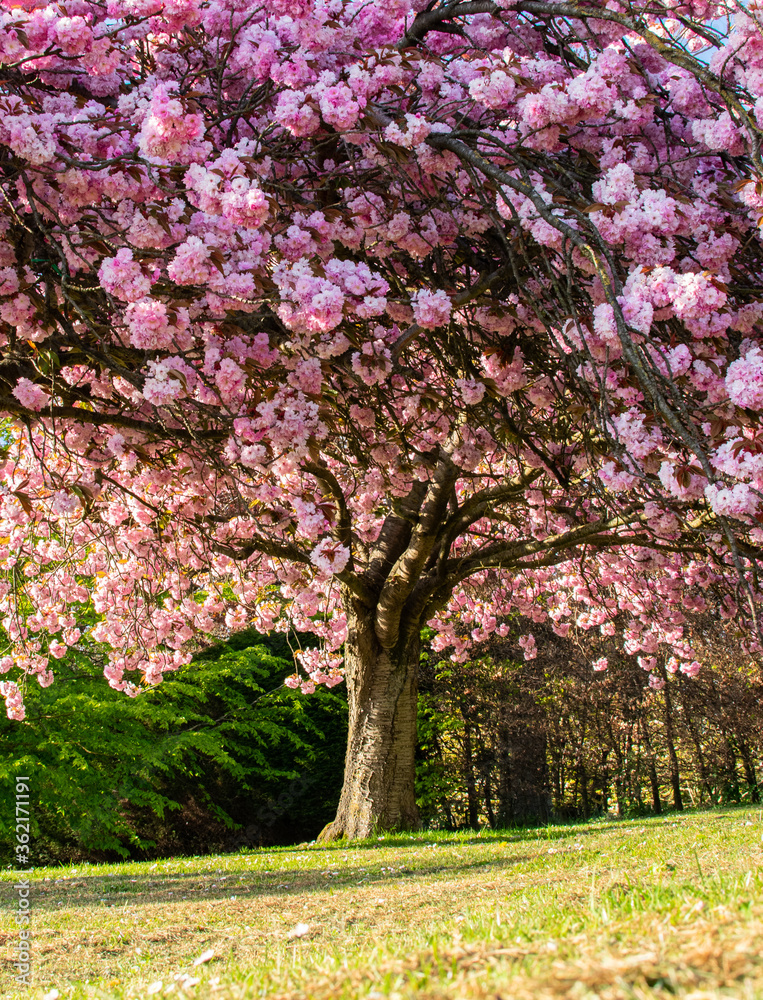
[192,948,215,966]
[287,922,310,939]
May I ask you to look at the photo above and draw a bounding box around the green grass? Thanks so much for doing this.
[1,806,762,999]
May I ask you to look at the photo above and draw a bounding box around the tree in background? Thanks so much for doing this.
[417,619,763,829]
[0,629,347,862]
[3,0,763,837]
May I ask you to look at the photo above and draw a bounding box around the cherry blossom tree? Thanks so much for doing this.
[2,0,763,837]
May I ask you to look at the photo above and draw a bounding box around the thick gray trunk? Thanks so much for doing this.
[318,603,420,840]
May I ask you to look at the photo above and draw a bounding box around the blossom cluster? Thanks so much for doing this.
[1,0,763,720]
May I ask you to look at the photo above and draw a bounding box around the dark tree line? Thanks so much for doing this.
[416,618,762,829]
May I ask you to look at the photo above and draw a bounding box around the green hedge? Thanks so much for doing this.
[0,630,347,863]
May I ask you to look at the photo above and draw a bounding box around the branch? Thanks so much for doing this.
[375,452,460,648]
[391,265,510,362]
[397,1,498,49]
[418,523,708,621]
[0,396,225,442]
[448,507,647,576]
[419,467,543,585]
[303,460,354,554]
[364,481,429,593]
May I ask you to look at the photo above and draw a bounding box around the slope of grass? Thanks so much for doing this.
[1,806,762,1000]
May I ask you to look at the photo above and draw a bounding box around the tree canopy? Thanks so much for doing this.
[0,0,762,737]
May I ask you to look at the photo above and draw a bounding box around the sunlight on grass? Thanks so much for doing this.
[1,807,762,999]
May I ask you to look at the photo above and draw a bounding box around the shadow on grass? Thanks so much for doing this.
[0,849,539,913]
[0,805,743,917]
[281,812,692,853]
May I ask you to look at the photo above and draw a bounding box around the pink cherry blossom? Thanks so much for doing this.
[726,348,763,410]
[518,633,537,660]
[138,83,206,164]
[456,378,486,405]
[309,539,350,575]
[0,681,25,720]
[412,288,452,329]
[99,250,151,303]
[12,378,48,411]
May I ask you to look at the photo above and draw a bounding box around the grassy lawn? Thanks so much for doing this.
[1,806,762,1000]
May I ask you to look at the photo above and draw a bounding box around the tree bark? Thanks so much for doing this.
[318,601,420,840]
[510,725,552,824]
[640,720,662,814]
[429,729,456,828]
[649,759,662,815]
[496,719,512,826]
[683,699,714,804]
[738,739,761,804]
[461,709,480,829]
[722,737,741,803]
[482,759,496,829]
[660,670,683,811]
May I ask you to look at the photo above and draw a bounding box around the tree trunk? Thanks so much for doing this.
[510,725,552,824]
[609,725,624,817]
[738,739,760,804]
[496,720,512,826]
[483,767,496,829]
[599,749,610,815]
[462,715,480,829]
[722,737,741,803]
[640,720,662,814]
[660,671,683,811]
[649,759,662,814]
[682,692,714,805]
[318,603,420,840]
[430,729,457,828]
[580,766,590,817]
